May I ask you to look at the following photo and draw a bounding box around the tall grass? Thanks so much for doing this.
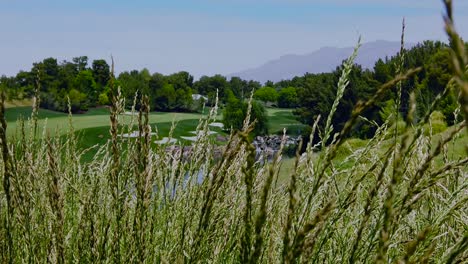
[1,2,468,263]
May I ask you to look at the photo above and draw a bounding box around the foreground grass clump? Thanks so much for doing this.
[1,4,468,263]
[1,71,466,263]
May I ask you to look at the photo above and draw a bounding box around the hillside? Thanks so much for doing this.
[229,40,414,83]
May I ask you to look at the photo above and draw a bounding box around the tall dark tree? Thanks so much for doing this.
[72,56,89,72]
[74,70,98,106]
[223,96,268,136]
[32,57,60,92]
[14,71,35,98]
[373,58,392,84]
[58,60,79,92]
[254,86,278,105]
[229,77,248,100]
[155,83,176,110]
[168,71,193,110]
[118,70,150,109]
[92,59,110,90]
[277,86,298,108]
[148,73,166,109]
[193,74,229,104]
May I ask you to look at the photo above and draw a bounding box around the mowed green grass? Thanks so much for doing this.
[266,108,306,135]
[7,106,463,166]
[5,106,303,137]
[5,107,218,134]
[5,106,304,161]
[4,106,227,161]
[5,106,303,161]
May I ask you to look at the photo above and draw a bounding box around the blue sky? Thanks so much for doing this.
[1,0,467,77]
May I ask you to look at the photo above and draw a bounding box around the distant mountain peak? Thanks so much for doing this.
[228,40,414,84]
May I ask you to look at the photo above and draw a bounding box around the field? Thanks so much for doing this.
[1,79,467,264]
[4,106,305,162]
[1,6,467,261]
[6,105,303,131]
[7,104,464,185]
[5,106,217,137]
[5,106,303,141]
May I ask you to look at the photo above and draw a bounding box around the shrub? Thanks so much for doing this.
[98,92,110,105]
[223,97,268,136]
[278,86,298,108]
[423,110,448,135]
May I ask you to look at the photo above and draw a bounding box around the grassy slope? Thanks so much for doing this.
[4,99,34,108]
[266,107,305,135]
[5,106,303,161]
[7,106,463,158]
[8,106,462,169]
[277,126,467,185]
[6,106,303,137]
[5,107,221,138]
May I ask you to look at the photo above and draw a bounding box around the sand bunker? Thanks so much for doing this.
[154,137,178,144]
[188,130,218,135]
[119,131,157,138]
[180,136,198,142]
[181,130,218,142]
[209,122,224,128]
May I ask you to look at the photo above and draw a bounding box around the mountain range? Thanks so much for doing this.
[228,40,415,83]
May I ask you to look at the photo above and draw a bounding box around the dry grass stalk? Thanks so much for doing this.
[0,89,14,263]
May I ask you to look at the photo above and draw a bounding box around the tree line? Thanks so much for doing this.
[229,40,466,138]
[268,40,465,139]
[0,40,466,138]
[0,57,263,113]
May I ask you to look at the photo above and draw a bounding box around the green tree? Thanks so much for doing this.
[373,58,392,84]
[223,98,268,136]
[294,64,379,141]
[175,87,193,111]
[68,88,87,112]
[193,75,229,104]
[247,80,261,96]
[92,59,110,90]
[168,71,194,90]
[168,71,194,111]
[74,70,98,106]
[155,83,176,110]
[148,73,166,110]
[254,86,279,104]
[294,73,336,127]
[223,97,244,131]
[15,71,35,97]
[277,86,298,108]
[250,100,269,135]
[229,77,248,100]
[418,48,456,124]
[72,56,88,72]
[118,70,150,109]
[32,57,60,92]
[58,61,78,91]
[98,92,110,105]
[0,75,22,100]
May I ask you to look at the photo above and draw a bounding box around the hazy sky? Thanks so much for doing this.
[1,0,467,77]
